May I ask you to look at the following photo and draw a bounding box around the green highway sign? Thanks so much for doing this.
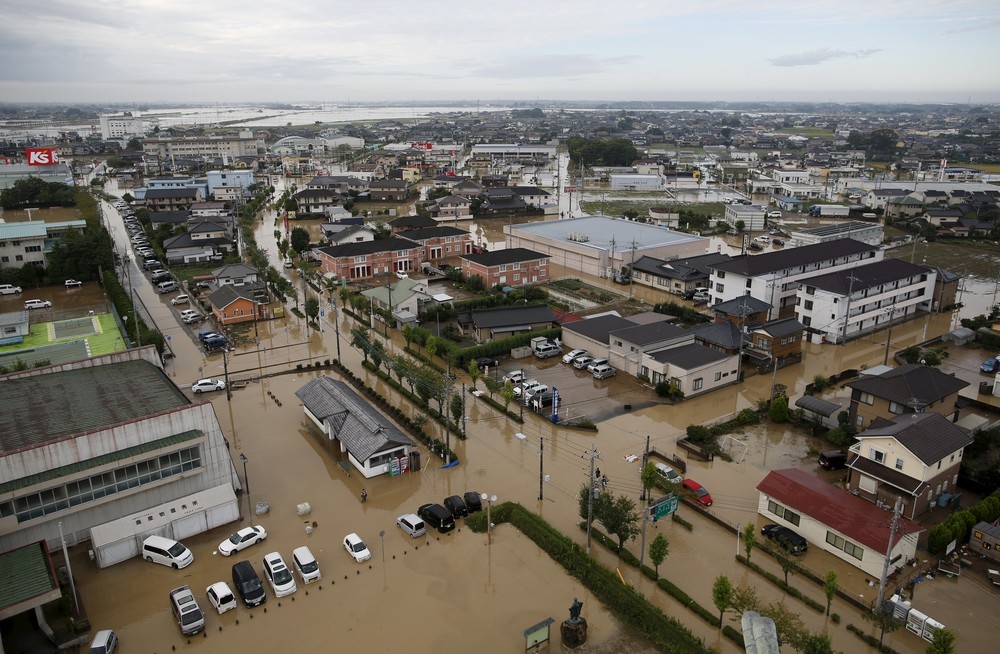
[652,494,679,520]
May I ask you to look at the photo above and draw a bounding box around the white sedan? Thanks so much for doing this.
[343,533,371,563]
[64,279,83,288]
[218,525,267,556]
[191,379,226,394]
[562,349,588,364]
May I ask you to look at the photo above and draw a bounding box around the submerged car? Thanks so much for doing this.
[262,552,297,597]
[761,524,808,554]
[680,479,713,507]
[981,357,1000,374]
[343,533,371,563]
[191,378,226,394]
[218,525,267,556]
[205,582,238,614]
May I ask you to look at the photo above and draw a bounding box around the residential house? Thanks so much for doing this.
[921,265,959,312]
[295,376,416,478]
[607,320,690,375]
[480,188,528,214]
[207,284,267,325]
[709,239,882,318]
[631,252,731,296]
[212,263,261,287]
[480,174,508,188]
[452,180,483,198]
[162,221,234,264]
[640,343,739,398]
[844,364,969,432]
[459,248,550,288]
[431,174,470,189]
[189,202,230,219]
[864,188,908,211]
[368,180,408,201]
[756,468,922,578]
[692,321,747,356]
[396,226,472,260]
[361,277,432,325]
[711,296,771,327]
[794,259,936,344]
[144,187,202,212]
[322,224,375,246]
[510,186,554,208]
[149,210,190,228]
[388,214,437,234]
[969,522,1000,564]
[561,314,637,360]
[724,204,766,232]
[315,237,423,280]
[745,318,805,367]
[846,413,973,519]
[431,195,473,220]
[463,304,557,342]
[293,187,344,215]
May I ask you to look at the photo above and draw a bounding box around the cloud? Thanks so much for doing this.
[943,17,1000,33]
[468,55,635,80]
[768,48,883,67]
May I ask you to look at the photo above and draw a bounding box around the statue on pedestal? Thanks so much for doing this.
[561,598,588,648]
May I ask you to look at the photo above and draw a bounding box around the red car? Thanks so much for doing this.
[681,479,713,507]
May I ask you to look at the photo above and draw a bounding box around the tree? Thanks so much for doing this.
[801,632,834,654]
[735,220,745,232]
[823,571,838,616]
[769,396,789,423]
[304,297,319,323]
[742,523,757,563]
[425,335,439,361]
[369,339,386,372]
[649,533,669,578]
[500,379,515,412]
[467,359,480,389]
[863,608,901,648]
[925,628,956,654]
[482,375,500,399]
[712,575,734,627]
[597,493,640,552]
[774,538,801,585]
[450,392,464,432]
[351,326,370,362]
[640,462,658,500]
[126,137,142,151]
[402,324,414,349]
[290,226,310,253]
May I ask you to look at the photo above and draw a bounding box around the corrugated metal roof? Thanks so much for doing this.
[0,542,58,612]
[794,395,841,417]
[0,430,202,495]
[0,222,48,239]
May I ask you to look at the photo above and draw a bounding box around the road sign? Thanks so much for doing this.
[651,495,678,520]
[564,186,577,193]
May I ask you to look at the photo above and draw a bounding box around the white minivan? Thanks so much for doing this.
[292,545,322,584]
[142,535,194,569]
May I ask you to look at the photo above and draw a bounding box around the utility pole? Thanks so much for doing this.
[586,445,600,556]
[639,435,650,501]
[462,383,467,439]
[223,347,232,402]
[538,435,544,501]
[628,239,638,299]
[876,497,905,609]
[841,274,859,344]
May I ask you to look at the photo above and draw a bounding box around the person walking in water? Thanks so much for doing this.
[361,488,368,503]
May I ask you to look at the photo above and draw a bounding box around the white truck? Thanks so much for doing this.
[808,204,852,218]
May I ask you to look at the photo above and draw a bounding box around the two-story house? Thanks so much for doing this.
[459,248,549,288]
[846,413,973,518]
[388,214,437,234]
[745,318,805,368]
[631,252,731,296]
[293,187,344,215]
[144,187,202,212]
[368,180,408,202]
[844,364,970,432]
[315,238,422,280]
[396,226,472,260]
[162,221,235,264]
[432,195,473,220]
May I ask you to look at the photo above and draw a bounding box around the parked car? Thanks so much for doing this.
[417,503,456,533]
[572,355,594,370]
[24,299,52,309]
[477,357,499,370]
[395,270,409,279]
[205,581,238,615]
[463,492,483,513]
[262,552,297,597]
[692,292,712,304]
[64,279,83,288]
[562,348,588,364]
[772,238,785,246]
[292,546,321,584]
[654,463,683,485]
[171,294,190,305]
[142,260,161,270]
[218,525,267,556]
[534,343,561,359]
[766,211,782,219]
[88,629,118,654]
[753,236,771,244]
[523,384,550,404]
[749,242,764,251]
[0,284,23,295]
[231,560,266,607]
[586,358,609,373]
[514,379,542,398]
[443,495,469,518]
[680,479,713,507]
[203,336,230,351]
[591,364,616,380]
[818,450,848,470]
[981,357,1000,374]
[142,535,194,569]
[192,378,226,394]
[198,330,223,343]
[168,585,205,636]
[502,370,525,385]
[396,513,427,538]
[343,533,371,563]
[761,524,808,553]
[180,309,203,324]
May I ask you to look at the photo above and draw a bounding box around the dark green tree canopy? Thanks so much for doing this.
[1,178,76,209]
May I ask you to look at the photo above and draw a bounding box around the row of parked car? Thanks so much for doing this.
[558,348,617,379]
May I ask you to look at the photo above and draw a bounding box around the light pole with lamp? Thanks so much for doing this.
[240,453,250,494]
[481,493,497,544]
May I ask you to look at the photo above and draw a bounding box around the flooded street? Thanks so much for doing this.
[50,186,998,654]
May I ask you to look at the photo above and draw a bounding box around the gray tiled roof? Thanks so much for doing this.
[693,321,746,349]
[846,364,969,406]
[460,248,548,267]
[471,304,555,328]
[396,226,468,240]
[802,259,929,295]
[711,239,876,277]
[562,315,636,342]
[649,343,730,369]
[610,321,688,346]
[713,295,771,318]
[856,412,973,465]
[317,237,421,258]
[295,377,414,461]
[758,318,805,338]
[0,360,189,453]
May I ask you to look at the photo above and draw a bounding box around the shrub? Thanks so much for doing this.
[769,396,789,423]
[686,424,712,443]
[812,375,831,391]
[831,613,841,624]
[735,555,824,612]
[737,408,761,426]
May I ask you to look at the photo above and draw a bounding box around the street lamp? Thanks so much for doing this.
[481,493,497,544]
[379,530,386,563]
[240,453,249,494]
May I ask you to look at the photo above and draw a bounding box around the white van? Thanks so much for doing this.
[586,358,609,373]
[292,546,322,584]
[157,280,180,294]
[88,629,118,654]
[142,535,194,569]
[396,513,426,538]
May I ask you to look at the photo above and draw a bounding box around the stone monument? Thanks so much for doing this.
[560,598,588,648]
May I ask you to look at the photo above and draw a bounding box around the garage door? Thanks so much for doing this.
[172,511,208,540]
[97,538,139,569]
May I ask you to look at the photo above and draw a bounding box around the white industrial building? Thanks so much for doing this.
[142,132,264,159]
[470,144,557,160]
[708,239,882,320]
[99,113,146,140]
[505,215,709,279]
[788,221,884,248]
[271,135,365,156]
[794,259,936,344]
[724,204,767,232]
[609,174,663,191]
[0,347,240,556]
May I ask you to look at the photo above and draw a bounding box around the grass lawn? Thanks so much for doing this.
[774,127,833,138]
[581,199,727,219]
[966,163,1000,174]
[0,313,125,357]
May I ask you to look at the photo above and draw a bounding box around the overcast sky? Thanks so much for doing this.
[2,0,999,104]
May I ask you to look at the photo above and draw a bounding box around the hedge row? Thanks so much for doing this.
[467,504,712,653]
[466,385,523,423]
[846,624,903,654]
[406,325,562,367]
[332,360,458,462]
[927,488,1000,554]
[102,271,164,354]
[735,555,824,613]
[361,360,464,440]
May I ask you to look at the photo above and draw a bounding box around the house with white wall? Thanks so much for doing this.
[639,344,739,398]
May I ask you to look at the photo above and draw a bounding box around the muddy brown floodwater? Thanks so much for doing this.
[61,194,999,653]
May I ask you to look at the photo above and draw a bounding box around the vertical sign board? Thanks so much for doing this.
[26,147,59,166]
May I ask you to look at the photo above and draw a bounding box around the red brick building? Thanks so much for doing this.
[396,226,472,260]
[316,237,422,280]
[459,248,549,288]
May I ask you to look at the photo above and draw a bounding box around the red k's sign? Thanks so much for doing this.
[26,147,59,166]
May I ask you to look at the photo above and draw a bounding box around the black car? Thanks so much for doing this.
[463,492,483,513]
[443,495,469,518]
[231,560,267,607]
[477,357,499,370]
[761,524,808,554]
[417,503,455,533]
